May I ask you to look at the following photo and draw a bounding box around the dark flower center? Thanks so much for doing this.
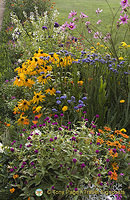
[37,95,39,98]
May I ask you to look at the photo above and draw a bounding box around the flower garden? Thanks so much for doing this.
[0,0,129,200]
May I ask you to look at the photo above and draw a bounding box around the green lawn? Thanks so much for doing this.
[54,0,121,24]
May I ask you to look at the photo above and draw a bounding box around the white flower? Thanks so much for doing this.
[0,142,4,153]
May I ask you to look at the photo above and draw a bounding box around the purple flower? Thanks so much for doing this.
[42,26,47,30]
[97,142,100,145]
[98,173,101,177]
[83,111,87,114]
[54,22,59,27]
[54,114,59,119]
[22,161,27,165]
[10,148,14,152]
[50,138,53,142]
[119,14,129,24]
[108,171,112,175]
[60,164,63,167]
[81,163,86,168]
[113,148,116,153]
[58,127,62,131]
[30,162,35,166]
[99,182,103,186]
[60,113,64,117]
[51,186,55,190]
[79,152,82,155]
[19,144,22,148]
[73,158,77,163]
[95,114,99,118]
[22,129,26,131]
[71,137,76,141]
[106,159,110,162]
[27,136,31,140]
[34,150,38,154]
[96,150,99,154]
[94,31,102,39]
[14,166,17,169]
[74,149,77,152]
[69,182,73,186]
[52,108,58,112]
[97,133,100,136]
[54,137,57,140]
[21,165,24,169]
[10,168,14,172]
[75,188,78,191]
[68,10,77,19]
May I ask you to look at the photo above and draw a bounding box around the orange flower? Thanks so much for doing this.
[28,198,31,200]
[98,129,104,134]
[6,123,11,127]
[112,162,119,171]
[13,174,19,179]
[106,141,114,146]
[35,113,42,119]
[104,126,111,131]
[96,138,104,144]
[121,145,126,149]
[10,188,15,193]
[119,139,123,142]
[114,130,122,135]
[113,141,122,149]
[121,133,129,139]
[32,120,38,124]
[77,81,83,86]
[110,170,118,180]
[109,149,118,158]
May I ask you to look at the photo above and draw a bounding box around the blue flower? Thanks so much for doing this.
[60,95,67,99]
[42,26,47,30]
[82,97,87,100]
[67,100,72,103]
[56,100,61,104]
[52,108,58,112]
[71,96,75,102]
[56,90,61,94]
[78,100,83,104]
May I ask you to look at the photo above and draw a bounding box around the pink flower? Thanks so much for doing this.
[97,20,102,24]
[119,13,129,24]
[96,8,103,14]
[61,21,68,31]
[80,12,88,18]
[85,21,90,26]
[72,17,79,22]
[94,31,102,39]
[68,10,77,19]
[120,0,129,8]
[67,22,76,30]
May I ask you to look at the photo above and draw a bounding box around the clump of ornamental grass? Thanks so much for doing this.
[0,118,129,200]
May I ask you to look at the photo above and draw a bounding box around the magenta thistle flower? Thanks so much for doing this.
[50,138,53,142]
[67,22,76,30]
[96,150,99,154]
[68,10,77,19]
[10,168,14,172]
[10,148,14,152]
[98,173,101,177]
[73,158,77,163]
[80,12,88,18]
[119,14,129,24]
[75,188,78,191]
[81,163,86,168]
[51,186,55,190]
